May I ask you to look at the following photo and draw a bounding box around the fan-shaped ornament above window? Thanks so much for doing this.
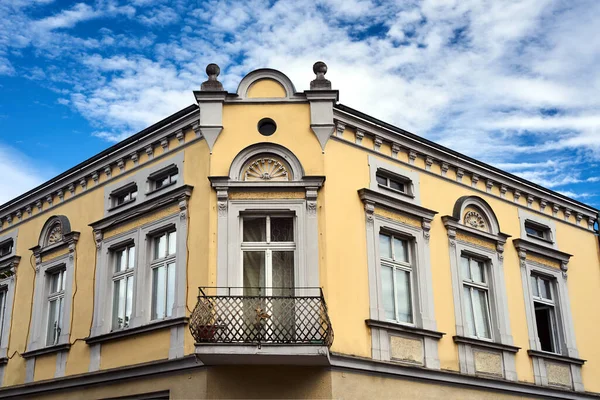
[463,210,488,232]
[242,157,291,182]
[46,223,63,245]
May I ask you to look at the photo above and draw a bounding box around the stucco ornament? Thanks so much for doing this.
[46,223,63,245]
[463,210,487,231]
[243,157,290,181]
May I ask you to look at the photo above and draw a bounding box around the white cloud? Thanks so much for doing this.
[0,145,49,205]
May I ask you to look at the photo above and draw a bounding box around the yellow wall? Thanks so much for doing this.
[247,79,287,98]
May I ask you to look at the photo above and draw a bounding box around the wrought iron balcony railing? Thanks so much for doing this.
[189,287,334,347]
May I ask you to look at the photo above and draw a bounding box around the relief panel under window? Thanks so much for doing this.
[530,275,560,353]
[379,233,413,324]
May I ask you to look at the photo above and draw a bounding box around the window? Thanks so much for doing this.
[461,255,492,340]
[46,268,65,346]
[151,230,176,320]
[0,240,12,258]
[150,167,178,191]
[379,233,413,324]
[0,288,6,344]
[530,274,559,353]
[525,221,550,241]
[376,171,407,194]
[112,245,135,330]
[241,216,295,296]
[112,184,138,207]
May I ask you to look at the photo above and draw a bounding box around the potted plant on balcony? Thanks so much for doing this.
[190,297,224,342]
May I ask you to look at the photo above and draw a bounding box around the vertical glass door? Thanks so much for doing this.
[241,215,295,342]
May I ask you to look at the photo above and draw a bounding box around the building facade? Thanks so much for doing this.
[0,62,598,399]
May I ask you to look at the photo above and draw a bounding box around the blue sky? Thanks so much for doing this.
[1,0,599,207]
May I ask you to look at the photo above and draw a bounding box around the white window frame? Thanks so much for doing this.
[517,246,584,391]
[148,165,179,193]
[0,230,18,364]
[378,231,415,325]
[91,213,187,338]
[368,155,420,204]
[459,254,493,341]
[149,228,177,321]
[110,183,138,209]
[28,255,75,352]
[45,267,66,346]
[518,209,557,249]
[530,274,561,354]
[111,243,136,330]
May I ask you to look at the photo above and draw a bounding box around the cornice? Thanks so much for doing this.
[0,107,200,231]
[442,216,511,244]
[453,335,520,353]
[512,238,573,262]
[208,176,326,190]
[334,106,598,227]
[366,319,445,340]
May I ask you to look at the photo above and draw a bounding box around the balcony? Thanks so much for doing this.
[189,287,333,365]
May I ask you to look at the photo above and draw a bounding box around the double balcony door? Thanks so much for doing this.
[241,215,296,342]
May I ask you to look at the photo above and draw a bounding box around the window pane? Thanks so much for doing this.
[60,270,65,291]
[155,234,167,259]
[130,190,137,200]
[243,251,265,296]
[47,299,57,345]
[166,263,175,318]
[375,173,387,186]
[270,217,294,242]
[113,279,125,329]
[243,217,266,242]
[393,237,409,263]
[168,231,177,255]
[540,278,552,300]
[381,266,395,320]
[535,303,557,352]
[0,291,5,339]
[170,172,179,183]
[525,224,544,238]
[530,275,539,297]
[463,287,476,337]
[127,246,135,270]
[390,180,405,192]
[395,269,412,323]
[116,249,125,272]
[153,266,166,320]
[125,276,133,327]
[379,234,392,259]
[272,251,294,296]
[471,260,485,284]
[472,288,491,339]
[460,256,471,280]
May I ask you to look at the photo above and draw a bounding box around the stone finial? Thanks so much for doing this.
[201,63,224,91]
[310,61,331,90]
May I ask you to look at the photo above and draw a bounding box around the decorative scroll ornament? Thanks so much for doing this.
[463,210,487,231]
[47,223,63,245]
[243,157,290,181]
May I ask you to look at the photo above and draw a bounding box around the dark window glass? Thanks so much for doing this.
[271,217,294,242]
[0,241,12,257]
[389,179,405,192]
[534,303,557,352]
[525,223,546,239]
[243,217,267,242]
[258,118,277,136]
[375,173,387,186]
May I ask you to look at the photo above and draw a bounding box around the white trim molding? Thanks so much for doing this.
[443,196,517,381]
[513,238,584,392]
[358,188,442,370]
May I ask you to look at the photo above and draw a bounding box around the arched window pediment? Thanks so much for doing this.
[38,215,72,248]
[452,196,500,235]
[229,144,304,182]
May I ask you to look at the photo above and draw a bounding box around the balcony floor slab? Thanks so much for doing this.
[194,344,331,365]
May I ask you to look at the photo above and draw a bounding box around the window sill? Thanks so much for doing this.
[453,335,520,353]
[525,234,554,245]
[366,319,445,340]
[107,198,136,212]
[527,349,585,365]
[85,316,188,345]
[22,343,71,359]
